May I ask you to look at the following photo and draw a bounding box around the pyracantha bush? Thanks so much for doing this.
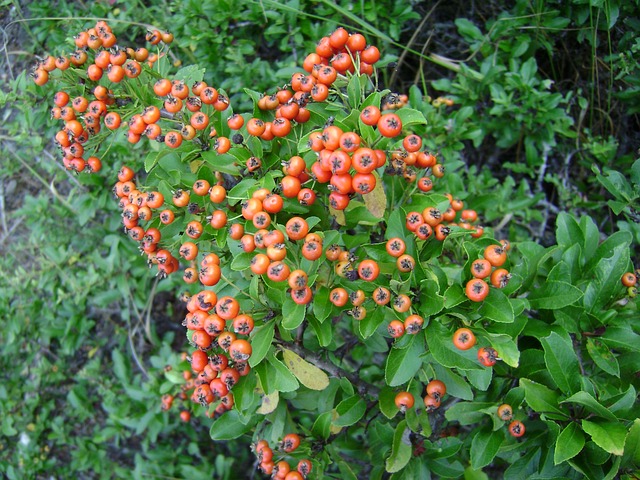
[34,19,639,480]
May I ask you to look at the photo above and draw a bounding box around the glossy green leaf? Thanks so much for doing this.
[466,367,492,391]
[256,354,299,394]
[313,286,333,322]
[561,391,619,422]
[556,212,584,248]
[379,385,400,419]
[540,332,581,394]
[249,321,275,368]
[230,251,253,271]
[385,420,412,473]
[583,232,632,312]
[444,284,466,309]
[385,334,425,386]
[430,458,465,478]
[311,411,332,440]
[470,427,504,469]
[209,410,255,440]
[601,326,640,352]
[582,420,627,456]
[554,422,585,464]
[308,315,333,347]
[333,395,367,427]
[359,306,388,339]
[622,418,640,467]
[527,280,583,310]
[486,333,520,368]
[396,107,427,127]
[479,287,514,323]
[520,378,568,417]
[586,338,620,377]
[445,402,494,425]
[432,363,474,400]
[281,297,306,330]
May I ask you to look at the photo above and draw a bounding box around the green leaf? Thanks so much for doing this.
[445,402,495,425]
[463,466,490,480]
[601,326,640,352]
[174,64,205,85]
[1,417,18,437]
[586,338,620,377]
[486,333,520,368]
[333,395,367,427]
[308,315,333,347]
[583,232,632,312]
[385,334,425,386]
[200,151,241,175]
[527,281,583,310]
[396,108,427,128]
[386,420,412,473]
[281,348,330,391]
[426,322,483,371]
[556,212,585,248]
[164,369,186,385]
[256,354,299,394]
[281,298,306,330]
[226,178,258,205]
[359,306,389,339]
[444,284,466,309]
[519,378,568,418]
[455,18,484,41]
[540,332,581,394]
[432,363,474,400]
[466,368,492,391]
[347,75,363,109]
[231,251,253,271]
[470,427,504,469]
[379,386,400,419]
[554,422,585,464]
[313,286,333,322]
[479,288,514,323]
[209,410,254,440]
[561,391,619,422]
[249,320,275,368]
[582,420,627,456]
[312,411,332,440]
[622,418,640,467]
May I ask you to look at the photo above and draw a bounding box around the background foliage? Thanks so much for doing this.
[1,0,638,478]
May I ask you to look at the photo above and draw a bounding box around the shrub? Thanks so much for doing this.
[30,15,639,480]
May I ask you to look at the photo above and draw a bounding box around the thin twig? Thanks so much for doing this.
[143,276,160,344]
[128,326,149,380]
[4,142,76,212]
[390,0,443,88]
[0,181,8,236]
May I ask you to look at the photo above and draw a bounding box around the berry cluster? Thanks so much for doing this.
[252,435,312,479]
[37,19,527,477]
[35,21,176,173]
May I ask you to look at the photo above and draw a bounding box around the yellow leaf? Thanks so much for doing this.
[363,171,386,218]
[190,160,203,173]
[330,410,343,434]
[330,206,346,226]
[257,391,279,415]
[282,348,330,391]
